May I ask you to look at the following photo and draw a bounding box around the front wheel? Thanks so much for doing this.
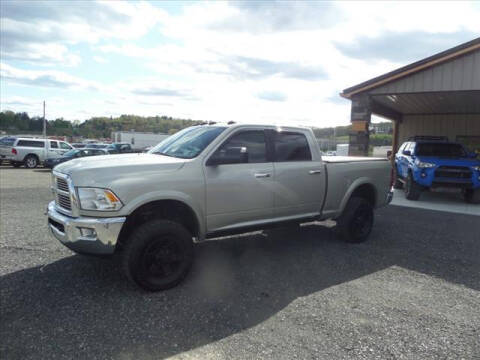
[336,197,374,243]
[464,189,480,204]
[122,220,194,291]
[405,173,422,200]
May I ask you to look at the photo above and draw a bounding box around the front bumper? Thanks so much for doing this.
[46,201,126,255]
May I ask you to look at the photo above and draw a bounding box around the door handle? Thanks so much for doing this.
[254,173,270,178]
[309,170,322,174]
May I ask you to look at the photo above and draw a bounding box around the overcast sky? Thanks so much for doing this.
[1,1,479,127]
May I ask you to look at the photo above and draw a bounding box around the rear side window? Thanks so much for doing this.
[50,141,58,148]
[274,132,312,162]
[17,140,45,148]
[217,130,267,163]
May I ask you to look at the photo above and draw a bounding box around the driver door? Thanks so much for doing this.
[204,129,274,233]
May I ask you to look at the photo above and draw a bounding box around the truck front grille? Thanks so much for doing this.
[57,193,72,210]
[54,175,72,213]
[56,177,69,192]
[434,166,472,179]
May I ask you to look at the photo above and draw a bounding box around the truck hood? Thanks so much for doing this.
[54,153,186,187]
[416,156,480,167]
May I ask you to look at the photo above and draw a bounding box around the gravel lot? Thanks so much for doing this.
[1,166,479,359]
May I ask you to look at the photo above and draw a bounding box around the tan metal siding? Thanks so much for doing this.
[371,50,480,94]
[399,114,480,144]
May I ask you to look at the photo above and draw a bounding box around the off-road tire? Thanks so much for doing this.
[122,219,194,291]
[405,172,422,200]
[336,197,374,243]
[464,189,480,204]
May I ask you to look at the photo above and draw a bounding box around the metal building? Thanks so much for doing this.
[341,37,480,158]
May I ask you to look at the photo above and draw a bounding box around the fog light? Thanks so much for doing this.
[79,227,97,238]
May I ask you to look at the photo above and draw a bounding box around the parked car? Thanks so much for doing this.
[0,136,17,165]
[46,123,393,291]
[394,136,480,203]
[1,137,74,168]
[44,148,109,169]
[105,143,133,154]
[86,143,109,149]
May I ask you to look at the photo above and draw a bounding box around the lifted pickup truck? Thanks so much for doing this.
[46,124,393,291]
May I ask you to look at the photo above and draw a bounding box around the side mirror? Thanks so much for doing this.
[402,150,411,156]
[207,146,248,166]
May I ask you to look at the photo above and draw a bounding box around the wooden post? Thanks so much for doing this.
[348,95,371,156]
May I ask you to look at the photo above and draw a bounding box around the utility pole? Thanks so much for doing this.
[42,101,46,138]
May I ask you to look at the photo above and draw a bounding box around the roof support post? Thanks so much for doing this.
[348,94,371,156]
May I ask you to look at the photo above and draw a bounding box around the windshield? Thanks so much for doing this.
[63,149,79,157]
[415,143,466,157]
[149,126,226,159]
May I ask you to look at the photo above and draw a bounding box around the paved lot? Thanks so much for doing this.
[1,166,479,360]
[391,188,480,216]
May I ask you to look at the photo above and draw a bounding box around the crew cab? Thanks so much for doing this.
[46,124,393,291]
[1,138,74,168]
[394,136,480,203]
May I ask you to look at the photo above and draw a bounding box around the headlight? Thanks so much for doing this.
[417,161,435,168]
[77,187,123,211]
[473,166,480,171]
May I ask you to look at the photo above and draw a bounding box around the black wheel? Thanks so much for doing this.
[336,197,374,243]
[464,189,480,204]
[12,162,21,168]
[405,172,422,200]
[24,155,38,169]
[122,220,193,291]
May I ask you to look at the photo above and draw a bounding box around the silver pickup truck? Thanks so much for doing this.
[46,124,393,291]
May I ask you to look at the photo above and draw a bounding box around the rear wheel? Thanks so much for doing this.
[336,197,374,243]
[122,219,194,291]
[405,173,422,200]
[24,155,38,169]
[464,189,480,204]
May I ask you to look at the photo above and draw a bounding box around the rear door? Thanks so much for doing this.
[271,130,325,218]
[204,129,275,232]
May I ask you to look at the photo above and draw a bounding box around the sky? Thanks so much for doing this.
[1,1,479,128]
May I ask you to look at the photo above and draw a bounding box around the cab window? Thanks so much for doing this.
[50,141,58,148]
[214,130,267,164]
[274,132,312,162]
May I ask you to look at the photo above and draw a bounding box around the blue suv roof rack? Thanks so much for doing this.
[407,135,449,142]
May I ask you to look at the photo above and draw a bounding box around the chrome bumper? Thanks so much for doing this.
[46,201,126,255]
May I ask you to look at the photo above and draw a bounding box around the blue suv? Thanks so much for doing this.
[394,136,480,203]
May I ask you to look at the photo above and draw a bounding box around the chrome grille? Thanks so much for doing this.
[57,193,72,210]
[56,177,69,192]
[54,174,72,213]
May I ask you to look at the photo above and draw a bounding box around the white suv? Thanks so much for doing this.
[3,138,74,168]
